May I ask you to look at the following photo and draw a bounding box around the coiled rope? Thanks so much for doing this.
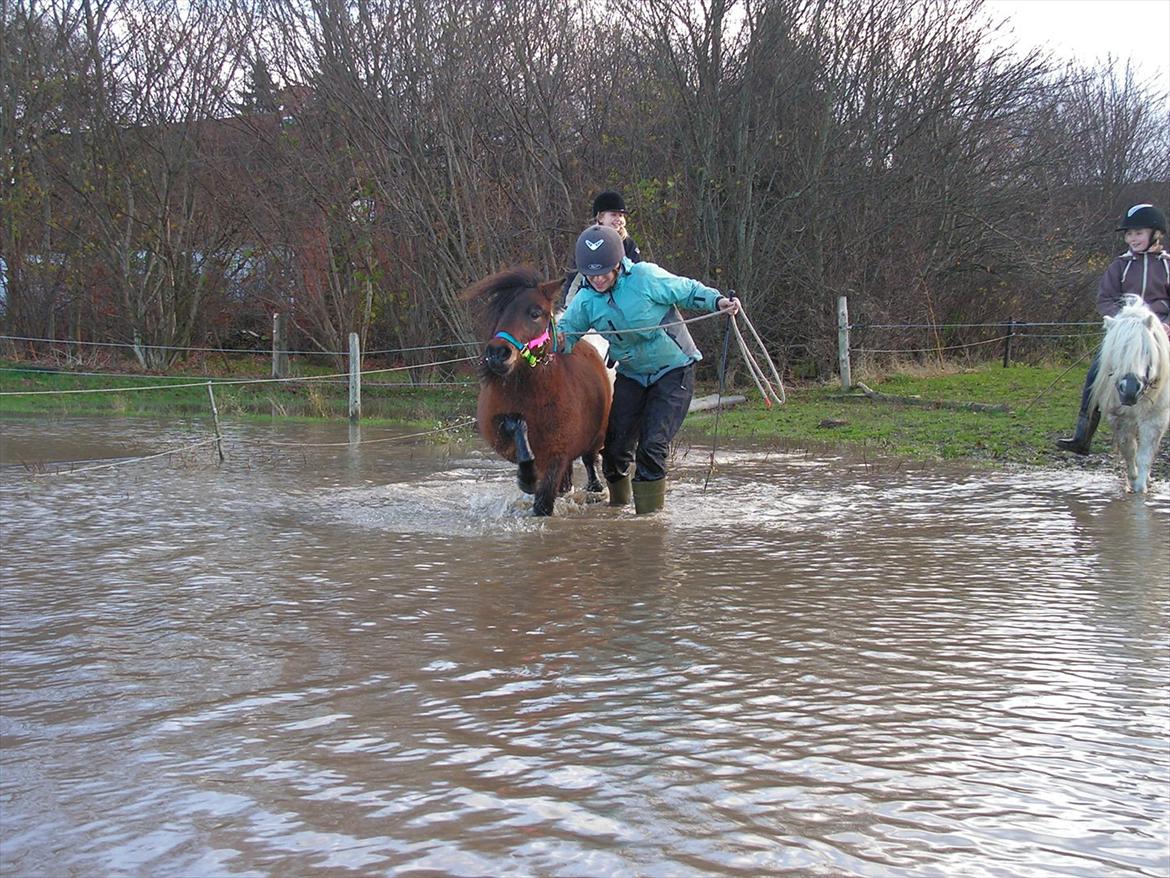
[559,301,786,408]
[729,308,786,408]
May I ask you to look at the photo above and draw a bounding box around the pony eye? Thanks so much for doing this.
[529,307,544,321]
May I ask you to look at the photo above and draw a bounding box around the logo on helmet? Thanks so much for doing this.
[585,238,603,251]
[1129,204,1153,217]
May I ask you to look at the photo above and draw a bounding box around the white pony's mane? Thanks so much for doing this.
[1091,296,1170,410]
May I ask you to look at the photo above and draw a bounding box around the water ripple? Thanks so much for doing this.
[1,419,1167,877]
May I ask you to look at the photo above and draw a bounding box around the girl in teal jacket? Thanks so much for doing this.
[558,224,740,513]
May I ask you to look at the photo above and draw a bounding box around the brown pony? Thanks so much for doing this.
[462,266,612,516]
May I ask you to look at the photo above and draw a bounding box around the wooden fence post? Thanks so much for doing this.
[1002,319,1015,368]
[206,382,225,462]
[272,312,289,378]
[837,296,852,390]
[348,332,361,421]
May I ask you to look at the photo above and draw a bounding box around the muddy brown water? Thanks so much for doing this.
[1,417,1168,878]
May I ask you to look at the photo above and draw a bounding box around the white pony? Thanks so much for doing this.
[1090,295,1170,493]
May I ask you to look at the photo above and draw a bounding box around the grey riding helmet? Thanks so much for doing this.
[1117,204,1167,233]
[575,224,624,276]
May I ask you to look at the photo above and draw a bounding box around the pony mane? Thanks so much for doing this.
[461,265,545,338]
[1091,296,1170,410]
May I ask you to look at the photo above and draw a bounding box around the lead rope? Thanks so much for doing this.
[1017,346,1095,416]
[704,310,734,491]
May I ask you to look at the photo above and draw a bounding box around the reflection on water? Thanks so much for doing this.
[2,418,1168,877]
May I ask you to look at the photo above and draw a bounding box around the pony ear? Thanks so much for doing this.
[536,279,561,306]
[1144,313,1157,331]
[459,276,488,304]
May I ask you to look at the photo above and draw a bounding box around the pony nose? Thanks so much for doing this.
[1117,373,1142,406]
[484,342,513,375]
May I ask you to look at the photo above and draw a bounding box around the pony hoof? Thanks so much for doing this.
[517,477,536,494]
[584,480,604,494]
[533,497,554,516]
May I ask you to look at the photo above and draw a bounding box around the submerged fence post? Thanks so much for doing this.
[837,296,852,391]
[272,312,289,378]
[1002,319,1015,368]
[206,382,225,463]
[348,332,361,422]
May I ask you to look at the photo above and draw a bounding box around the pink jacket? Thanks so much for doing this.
[1096,250,1170,323]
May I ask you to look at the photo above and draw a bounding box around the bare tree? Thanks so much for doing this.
[4,0,1167,376]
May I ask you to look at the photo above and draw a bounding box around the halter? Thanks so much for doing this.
[493,318,558,367]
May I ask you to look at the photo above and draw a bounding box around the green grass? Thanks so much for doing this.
[0,360,478,428]
[685,362,1117,469]
[2,357,1151,473]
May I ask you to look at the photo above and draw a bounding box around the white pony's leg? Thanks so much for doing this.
[1131,433,1149,494]
[1132,409,1170,494]
[1114,418,1139,491]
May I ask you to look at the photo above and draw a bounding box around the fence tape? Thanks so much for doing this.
[0,356,479,397]
[16,418,481,479]
[857,336,1011,355]
[28,438,220,478]
[1,334,477,357]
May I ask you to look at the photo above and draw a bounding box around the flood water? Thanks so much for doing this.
[1,416,1168,878]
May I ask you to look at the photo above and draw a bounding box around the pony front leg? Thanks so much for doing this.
[1116,426,1140,492]
[1131,419,1164,494]
[533,456,568,516]
[1132,454,1151,494]
[496,414,536,494]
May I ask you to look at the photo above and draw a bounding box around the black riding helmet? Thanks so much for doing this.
[575,224,624,276]
[592,190,626,215]
[1117,203,1168,233]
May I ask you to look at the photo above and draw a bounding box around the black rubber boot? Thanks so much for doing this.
[632,478,666,515]
[1055,409,1100,455]
[607,473,632,507]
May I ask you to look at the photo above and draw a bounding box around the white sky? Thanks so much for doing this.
[981,0,1170,93]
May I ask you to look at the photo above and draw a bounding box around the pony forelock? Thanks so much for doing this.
[461,265,545,338]
[1091,297,1170,410]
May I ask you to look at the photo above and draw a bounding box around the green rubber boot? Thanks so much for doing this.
[607,473,632,507]
[632,478,666,515]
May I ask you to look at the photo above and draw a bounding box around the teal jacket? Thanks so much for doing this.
[559,259,724,386]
